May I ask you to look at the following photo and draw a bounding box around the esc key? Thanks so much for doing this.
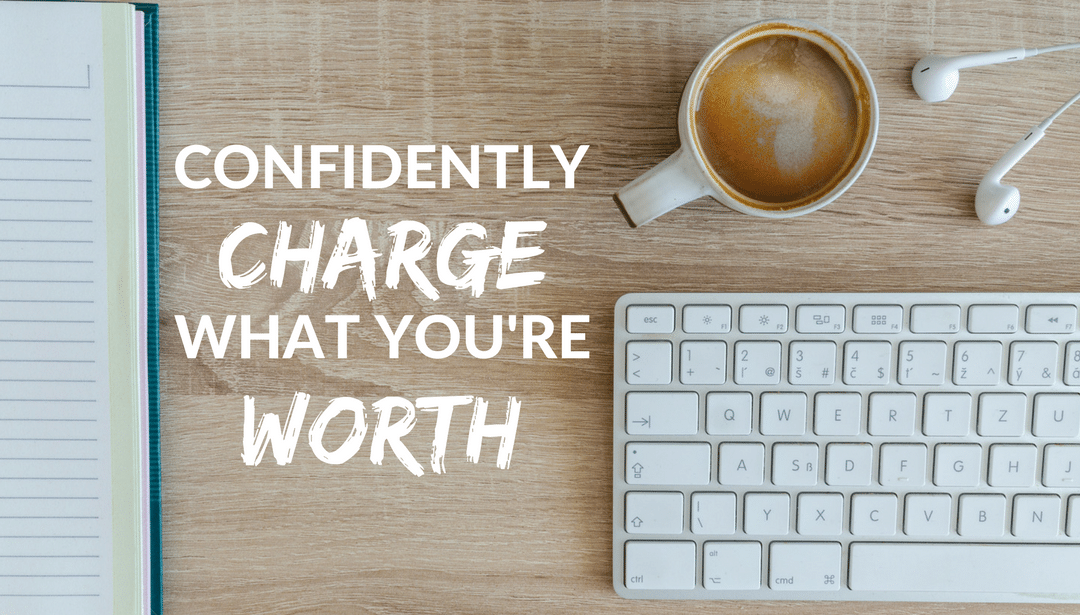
[627,305,675,334]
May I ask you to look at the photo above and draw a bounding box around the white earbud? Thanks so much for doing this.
[912,43,1080,102]
[975,91,1080,225]
[975,125,1044,225]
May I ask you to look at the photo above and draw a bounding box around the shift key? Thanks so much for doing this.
[626,442,711,485]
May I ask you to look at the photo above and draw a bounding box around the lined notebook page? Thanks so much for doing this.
[0,3,116,612]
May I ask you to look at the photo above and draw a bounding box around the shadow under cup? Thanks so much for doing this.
[690,24,876,211]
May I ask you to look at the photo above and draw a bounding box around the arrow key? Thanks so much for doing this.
[625,491,684,534]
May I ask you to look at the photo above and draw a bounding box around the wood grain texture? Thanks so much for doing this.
[157,0,1080,612]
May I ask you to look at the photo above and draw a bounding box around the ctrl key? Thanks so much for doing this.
[624,541,696,590]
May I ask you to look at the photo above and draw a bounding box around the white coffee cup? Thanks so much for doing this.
[615,19,879,227]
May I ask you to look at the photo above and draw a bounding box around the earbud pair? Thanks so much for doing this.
[912,44,1080,225]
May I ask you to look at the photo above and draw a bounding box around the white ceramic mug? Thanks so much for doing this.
[615,19,879,227]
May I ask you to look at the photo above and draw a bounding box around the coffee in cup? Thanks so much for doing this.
[615,20,878,226]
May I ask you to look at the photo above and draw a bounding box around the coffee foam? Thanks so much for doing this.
[694,34,860,207]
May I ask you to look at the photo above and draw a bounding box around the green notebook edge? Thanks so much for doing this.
[134,4,162,614]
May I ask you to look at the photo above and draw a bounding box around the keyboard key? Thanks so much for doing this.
[904,494,951,536]
[879,444,926,487]
[625,392,698,435]
[933,445,981,487]
[744,493,789,534]
[760,392,807,435]
[977,393,1026,437]
[719,443,765,486]
[768,542,841,591]
[909,304,961,333]
[788,341,836,385]
[703,542,761,590]
[1067,342,1080,385]
[1033,393,1080,437]
[1009,341,1058,385]
[850,494,897,536]
[849,543,1080,593]
[813,392,861,436]
[1044,445,1080,487]
[968,304,1019,333]
[922,393,972,436]
[680,341,726,384]
[1026,304,1077,333]
[797,493,844,535]
[868,392,916,436]
[953,341,1002,385]
[825,443,873,486]
[987,444,1037,487]
[733,341,781,385]
[739,305,788,333]
[1013,495,1061,538]
[957,494,1006,538]
[706,392,752,435]
[626,304,675,333]
[626,443,710,485]
[1069,496,1080,537]
[626,341,672,384]
[625,541,696,590]
[692,492,736,535]
[771,443,818,486]
[795,304,845,333]
[683,304,731,333]
[625,491,683,534]
[843,341,891,385]
[853,305,903,334]
[898,341,946,385]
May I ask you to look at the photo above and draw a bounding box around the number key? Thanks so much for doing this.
[681,341,727,384]
[789,341,836,385]
[734,341,781,385]
[899,341,946,385]
[843,341,891,385]
[1009,341,1058,385]
[1065,342,1080,385]
[954,341,1002,385]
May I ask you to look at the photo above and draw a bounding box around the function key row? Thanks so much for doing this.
[626,304,1079,336]
[626,339,1080,386]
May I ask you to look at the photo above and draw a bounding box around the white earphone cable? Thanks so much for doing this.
[1031,42,1080,56]
[1044,90,1080,126]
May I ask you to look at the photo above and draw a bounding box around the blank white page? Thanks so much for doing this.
[0,2,116,613]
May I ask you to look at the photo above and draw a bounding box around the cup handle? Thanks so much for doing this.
[613,146,713,227]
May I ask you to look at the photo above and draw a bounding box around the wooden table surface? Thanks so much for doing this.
[158,0,1080,612]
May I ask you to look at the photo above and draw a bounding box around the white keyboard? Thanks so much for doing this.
[613,293,1080,602]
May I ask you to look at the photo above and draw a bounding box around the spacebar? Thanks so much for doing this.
[849,543,1080,593]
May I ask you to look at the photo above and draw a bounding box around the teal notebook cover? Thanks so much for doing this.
[135,4,162,613]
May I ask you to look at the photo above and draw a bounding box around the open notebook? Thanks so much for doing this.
[0,2,161,613]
